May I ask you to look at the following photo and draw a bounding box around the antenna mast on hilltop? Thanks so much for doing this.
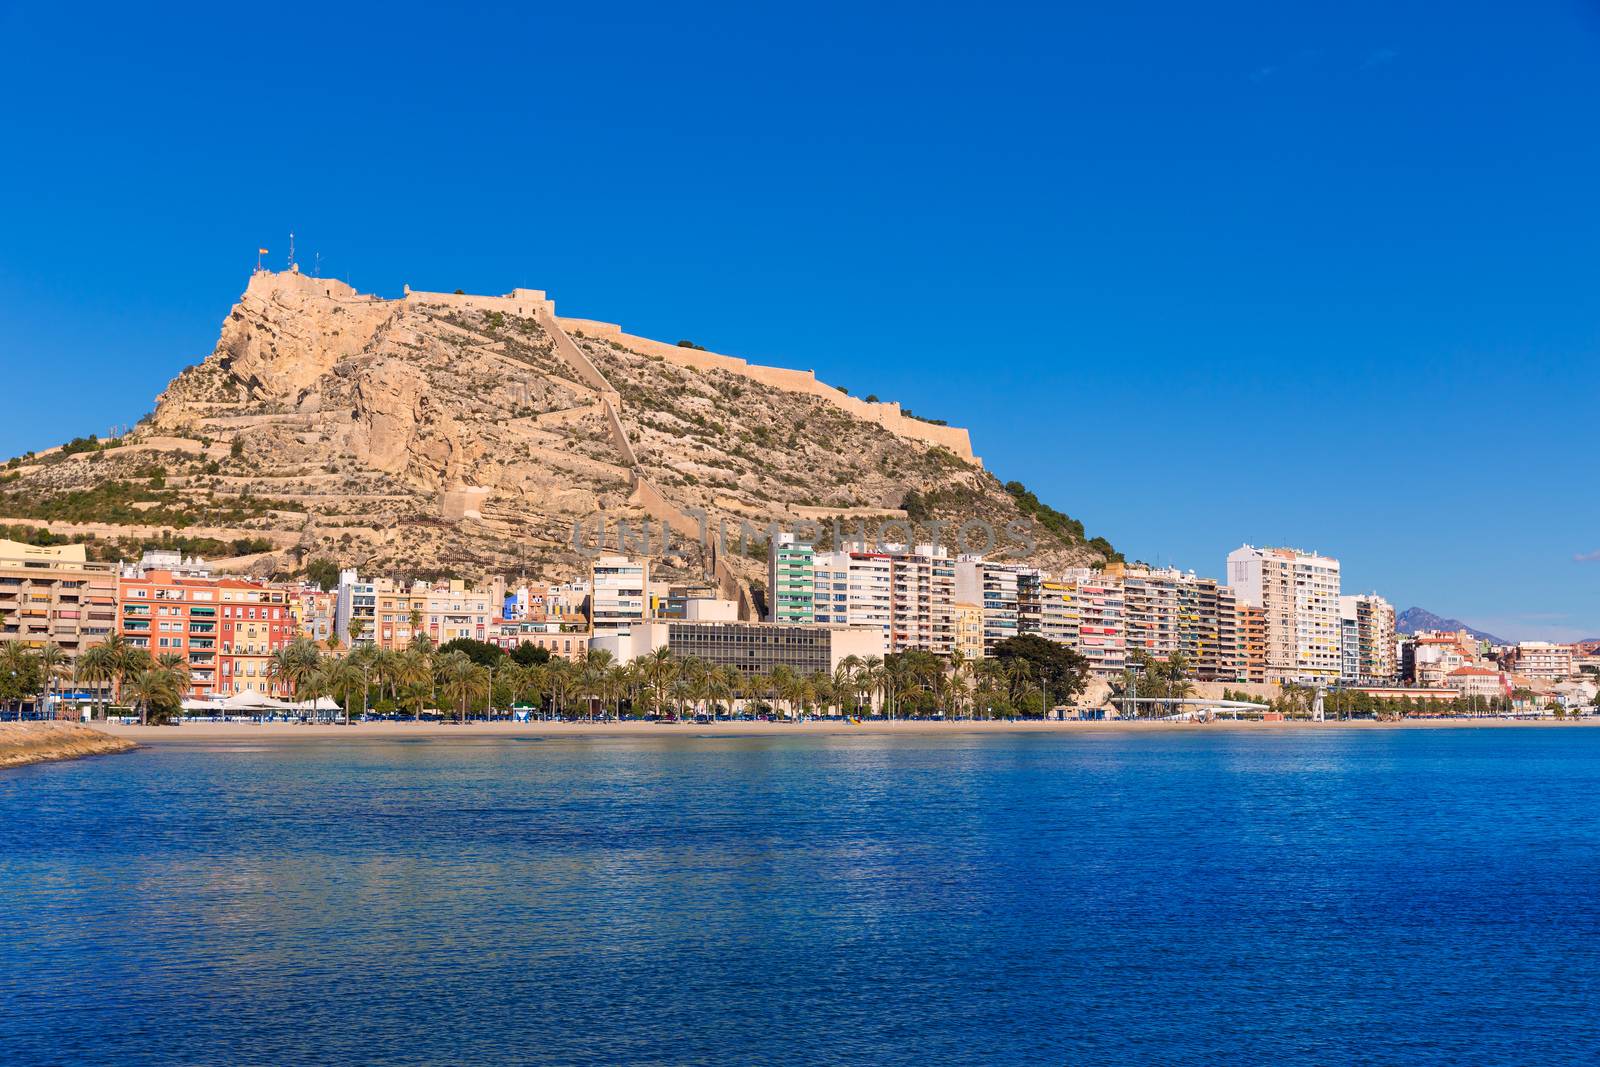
[287,232,296,272]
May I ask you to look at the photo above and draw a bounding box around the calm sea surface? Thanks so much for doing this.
[3,728,1599,1065]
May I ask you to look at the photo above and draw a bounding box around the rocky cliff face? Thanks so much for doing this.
[1,271,1112,589]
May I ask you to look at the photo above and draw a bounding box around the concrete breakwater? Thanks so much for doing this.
[0,722,138,770]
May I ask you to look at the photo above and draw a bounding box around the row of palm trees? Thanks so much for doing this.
[270,643,1058,722]
[0,633,195,725]
[0,631,1064,725]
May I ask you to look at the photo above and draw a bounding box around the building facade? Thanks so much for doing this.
[767,534,815,624]
[1226,545,1342,683]
[0,539,118,660]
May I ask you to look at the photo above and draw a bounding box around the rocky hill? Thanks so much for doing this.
[0,270,1114,602]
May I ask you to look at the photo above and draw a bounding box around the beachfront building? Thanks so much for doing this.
[334,569,376,647]
[1446,666,1511,701]
[216,580,294,697]
[590,555,650,635]
[814,543,956,655]
[489,620,591,661]
[886,544,957,655]
[812,549,891,636]
[1117,564,1182,662]
[1508,641,1576,681]
[119,570,292,700]
[1204,584,1244,682]
[1236,601,1267,684]
[595,619,886,679]
[952,601,985,659]
[767,534,815,624]
[1036,568,1127,678]
[954,558,1029,655]
[0,539,119,660]
[1339,593,1397,683]
[1226,544,1342,683]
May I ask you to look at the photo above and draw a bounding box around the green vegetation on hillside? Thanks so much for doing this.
[1003,480,1120,559]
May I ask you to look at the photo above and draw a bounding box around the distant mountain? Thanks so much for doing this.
[1396,607,1510,646]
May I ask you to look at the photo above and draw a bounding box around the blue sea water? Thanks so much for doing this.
[3,728,1599,1065]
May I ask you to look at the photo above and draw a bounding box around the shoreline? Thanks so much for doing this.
[89,716,1600,744]
[0,722,140,769]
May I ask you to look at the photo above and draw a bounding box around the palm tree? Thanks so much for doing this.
[705,664,738,721]
[156,652,193,715]
[91,633,141,713]
[398,645,435,719]
[35,643,69,720]
[0,642,38,719]
[126,665,183,726]
[639,647,678,719]
[267,638,321,718]
[77,642,116,721]
[545,657,575,720]
[833,657,859,717]
[745,671,772,719]
[581,649,616,722]
[768,664,799,720]
[323,655,367,725]
[857,655,884,718]
[437,651,489,723]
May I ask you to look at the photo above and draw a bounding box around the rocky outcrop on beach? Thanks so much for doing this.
[0,722,139,770]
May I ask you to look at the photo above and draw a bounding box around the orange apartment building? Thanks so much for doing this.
[118,571,294,700]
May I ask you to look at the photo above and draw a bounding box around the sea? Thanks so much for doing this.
[3,727,1599,1065]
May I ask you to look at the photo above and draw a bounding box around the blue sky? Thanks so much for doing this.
[2,1,1597,639]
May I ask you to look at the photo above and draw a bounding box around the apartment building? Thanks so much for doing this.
[1226,545,1342,683]
[373,579,494,649]
[886,545,957,654]
[0,539,118,659]
[1117,564,1182,662]
[767,534,816,624]
[812,549,892,636]
[119,571,292,700]
[1339,593,1397,683]
[1236,601,1267,684]
[1508,641,1575,681]
[217,579,294,697]
[334,569,376,646]
[952,601,985,660]
[590,555,650,635]
[1041,568,1128,678]
[954,558,1027,656]
[489,620,591,661]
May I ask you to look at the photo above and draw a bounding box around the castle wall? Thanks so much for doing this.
[558,317,979,464]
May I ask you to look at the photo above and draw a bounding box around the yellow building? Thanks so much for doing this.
[0,539,118,658]
[952,601,984,660]
[375,578,494,649]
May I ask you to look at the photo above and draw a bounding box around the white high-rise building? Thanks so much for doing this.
[1226,545,1342,683]
[590,555,649,635]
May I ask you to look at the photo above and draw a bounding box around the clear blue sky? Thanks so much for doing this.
[2,1,1597,639]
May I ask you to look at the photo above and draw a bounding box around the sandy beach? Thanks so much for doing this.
[87,716,1600,744]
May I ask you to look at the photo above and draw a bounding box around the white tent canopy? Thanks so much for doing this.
[180,691,345,714]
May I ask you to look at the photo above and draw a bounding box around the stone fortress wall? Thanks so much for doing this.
[399,284,980,466]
